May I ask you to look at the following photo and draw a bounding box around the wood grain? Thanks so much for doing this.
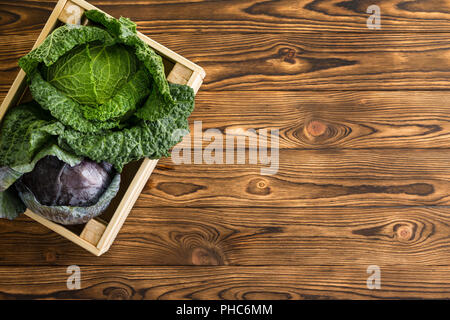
[5,32,450,93]
[1,0,450,299]
[191,91,450,149]
[133,149,450,207]
[1,265,450,299]
[153,32,450,91]
[0,1,54,35]
[2,0,450,34]
[2,207,450,266]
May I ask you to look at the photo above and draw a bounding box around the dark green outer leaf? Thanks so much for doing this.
[135,84,171,121]
[0,167,22,193]
[0,187,26,220]
[136,82,195,121]
[18,25,115,74]
[0,101,64,168]
[12,143,82,173]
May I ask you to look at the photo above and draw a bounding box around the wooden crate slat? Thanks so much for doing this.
[188,71,205,94]
[96,158,159,253]
[167,63,193,86]
[58,1,85,25]
[23,210,100,255]
[80,219,107,246]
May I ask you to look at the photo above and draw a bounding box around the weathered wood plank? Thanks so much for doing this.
[134,149,450,207]
[189,91,450,149]
[4,32,450,93]
[2,0,450,34]
[152,32,450,91]
[0,265,450,299]
[2,207,450,266]
[105,207,450,266]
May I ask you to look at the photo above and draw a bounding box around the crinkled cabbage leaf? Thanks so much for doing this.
[0,101,64,168]
[0,187,26,221]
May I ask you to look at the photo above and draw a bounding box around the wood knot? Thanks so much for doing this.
[243,292,292,300]
[257,180,267,188]
[395,224,413,242]
[306,120,327,137]
[279,47,297,64]
[246,178,271,195]
[191,247,223,265]
[104,287,130,300]
[156,182,205,197]
[44,249,57,263]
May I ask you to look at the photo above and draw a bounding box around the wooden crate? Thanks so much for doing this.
[0,0,205,256]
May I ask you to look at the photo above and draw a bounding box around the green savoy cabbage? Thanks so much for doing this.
[43,43,139,106]
[16,9,195,169]
[0,10,196,221]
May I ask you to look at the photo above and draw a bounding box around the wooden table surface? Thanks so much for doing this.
[1,0,450,300]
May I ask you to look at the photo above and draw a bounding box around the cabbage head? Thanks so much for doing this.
[0,10,196,221]
[17,9,195,170]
